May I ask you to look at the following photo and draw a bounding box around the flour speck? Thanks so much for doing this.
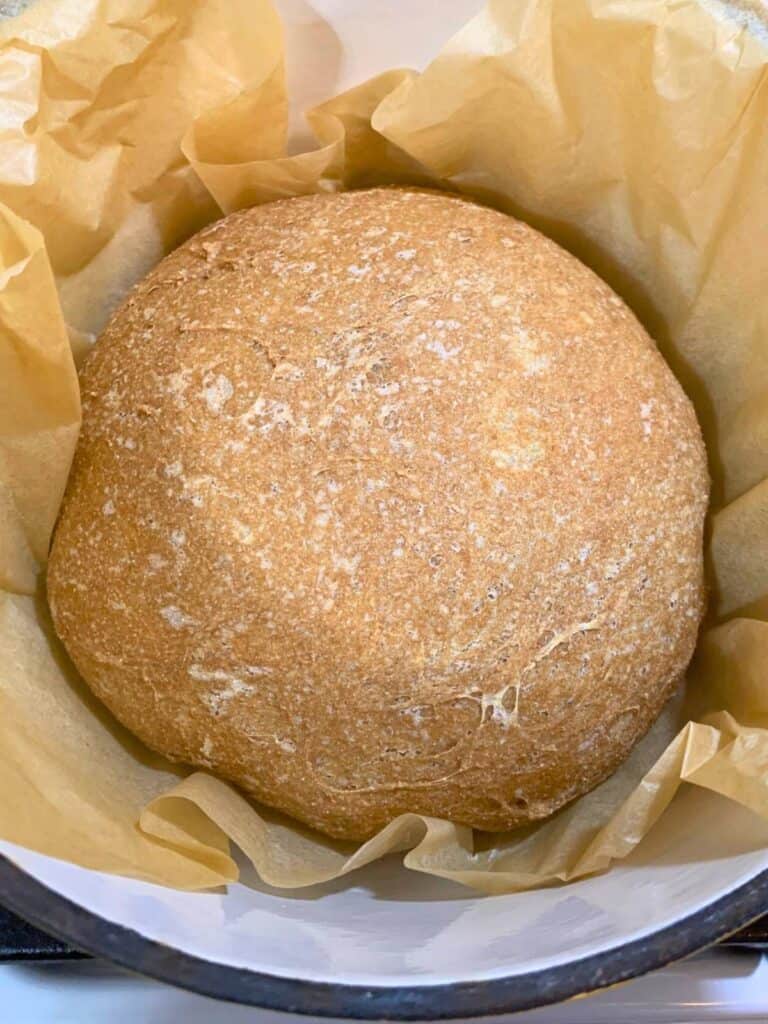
[160,605,195,630]
[202,374,234,414]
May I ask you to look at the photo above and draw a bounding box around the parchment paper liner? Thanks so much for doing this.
[1,0,767,894]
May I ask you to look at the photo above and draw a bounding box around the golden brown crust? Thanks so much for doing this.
[47,188,708,841]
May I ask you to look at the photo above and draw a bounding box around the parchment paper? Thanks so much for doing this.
[1,0,767,894]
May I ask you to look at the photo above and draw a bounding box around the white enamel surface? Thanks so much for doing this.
[273,0,485,149]
[3,788,768,985]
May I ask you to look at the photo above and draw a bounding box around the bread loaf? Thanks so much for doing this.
[47,188,708,841]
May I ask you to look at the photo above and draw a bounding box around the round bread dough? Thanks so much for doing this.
[47,188,708,841]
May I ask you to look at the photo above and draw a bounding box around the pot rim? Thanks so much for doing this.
[0,853,766,1019]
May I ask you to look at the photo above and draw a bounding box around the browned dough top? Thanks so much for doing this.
[48,188,708,840]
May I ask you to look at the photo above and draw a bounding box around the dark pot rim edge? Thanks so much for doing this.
[0,853,766,1019]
